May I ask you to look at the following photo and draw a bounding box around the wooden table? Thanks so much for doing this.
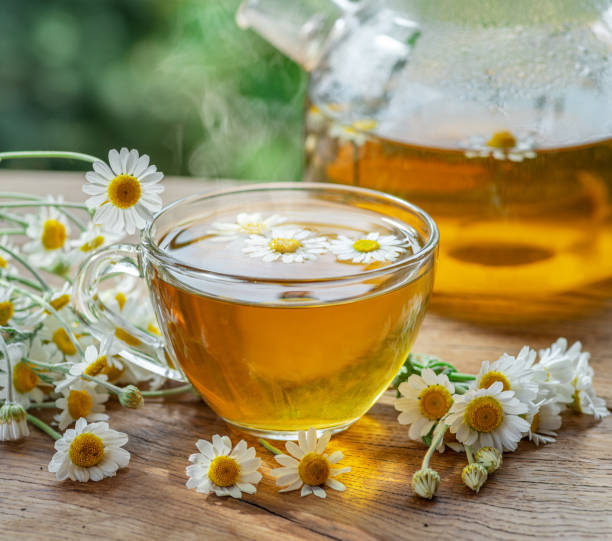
[1,171,611,540]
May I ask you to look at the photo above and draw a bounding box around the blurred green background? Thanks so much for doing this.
[0,0,307,180]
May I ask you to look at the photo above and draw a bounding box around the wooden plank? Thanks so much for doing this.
[1,171,611,540]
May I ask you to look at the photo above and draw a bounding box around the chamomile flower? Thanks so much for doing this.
[535,338,582,405]
[54,379,109,430]
[23,198,72,268]
[243,228,329,264]
[0,401,29,441]
[329,118,377,146]
[0,285,18,326]
[83,148,164,235]
[0,342,45,407]
[270,427,350,498]
[48,418,130,482]
[186,435,262,499]
[571,352,610,420]
[56,342,119,392]
[330,232,406,264]
[38,316,83,363]
[0,235,19,275]
[462,131,537,161]
[208,212,286,241]
[472,346,539,405]
[446,382,530,452]
[71,223,125,259]
[525,398,563,446]
[395,368,455,443]
[45,283,73,314]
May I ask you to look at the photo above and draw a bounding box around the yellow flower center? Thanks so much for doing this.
[479,371,511,392]
[115,292,126,311]
[69,433,105,468]
[0,300,14,325]
[530,412,540,433]
[49,294,71,312]
[41,219,67,250]
[208,456,240,487]
[298,452,330,486]
[418,384,454,420]
[352,119,377,131]
[80,235,105,252]
[12,361,39,394]
[84,355,125,382]
[353,239,380,253]
[465,396,504,433]
[269,238,301,254]
[115,327,142,347]
[487,130,517,149]
[52,328,77,356]
[241,222,265,235]
[67,389,93,419]
[107,175,141,209]
[147,322,161,335]
[0,255,7,268]
[571,379,582,413]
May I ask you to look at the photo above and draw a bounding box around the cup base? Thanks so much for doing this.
[221,417,359,440]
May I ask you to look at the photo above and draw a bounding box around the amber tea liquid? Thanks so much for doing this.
[307,113,612,317]
[148,195,434,434]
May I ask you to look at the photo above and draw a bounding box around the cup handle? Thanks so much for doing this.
[72,243,186,382]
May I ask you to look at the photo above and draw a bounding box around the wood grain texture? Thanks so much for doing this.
[1,171,611,541]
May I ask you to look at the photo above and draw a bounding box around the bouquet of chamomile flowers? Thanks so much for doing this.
[392,342,610,498]
[0,148,192,482]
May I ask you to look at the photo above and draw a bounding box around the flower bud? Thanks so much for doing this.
[411,468,440,499]
[474,446,503,473]
[461,462,488,493]
[119,385,143,409]
[0,401,29,441]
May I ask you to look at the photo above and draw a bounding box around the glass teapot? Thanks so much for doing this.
[237,0,612,319]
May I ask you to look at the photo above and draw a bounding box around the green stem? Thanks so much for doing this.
[82,374,123,396]
[449,373,476,383]
[0,192,88,231]
[27,401,58,409]
[3,275,44,292]
[0,335,14,402]
[0,280,83,356]
[0,246,50,291]
[465,444,475,465]
[0,150,100,164]
[0,229,25,235]
[141,384,193,397]
[0,201,88,211]
[422,423,448,469]
[258,439,283,455]
[0,211,27,228]
[26,413,61,440]
[25,359,68,373]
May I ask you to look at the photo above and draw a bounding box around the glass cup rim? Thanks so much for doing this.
[142,182,439,285]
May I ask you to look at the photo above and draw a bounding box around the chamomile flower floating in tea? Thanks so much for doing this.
[54,379,109,430]
[445,382,530,452]
[84,148,164,235]
[208,212,287,240]
[473,347,539,405]
[186,435,262,499]
[461,131,537,162]
[270,428,350,498]
[525,399,563,446]
[48,418,130,482]
[394,368,454,442]
[330,232,406,264]
[23,198,71,268]
[243,227,329,263]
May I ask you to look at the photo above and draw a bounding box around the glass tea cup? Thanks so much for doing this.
[73,183,438,439]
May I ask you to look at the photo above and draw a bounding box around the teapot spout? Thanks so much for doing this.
[236,0,355,71]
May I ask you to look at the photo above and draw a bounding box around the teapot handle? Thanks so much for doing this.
[72,243,186,382]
